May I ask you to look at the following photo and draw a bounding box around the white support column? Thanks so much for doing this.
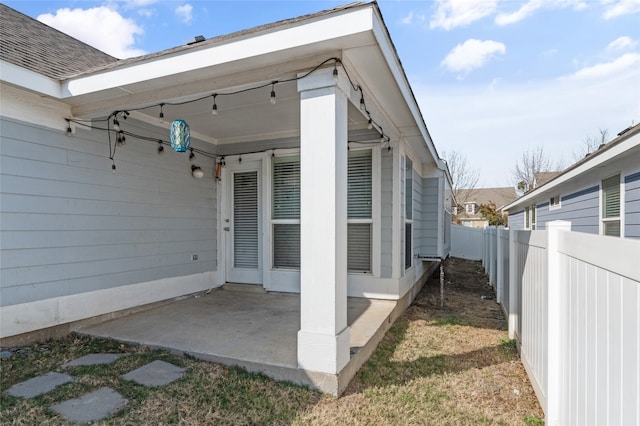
[296,68,350,374]
[546,220,571,425]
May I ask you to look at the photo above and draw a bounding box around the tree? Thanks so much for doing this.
[511,145,557,195]
[441,150,480,207]
[479,202,508,227]
[571,128,609,162]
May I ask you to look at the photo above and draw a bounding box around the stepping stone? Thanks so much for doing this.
[6,372,74,398]
[62,353,123,368]
[122,360,185,387]
[50,387,127,423]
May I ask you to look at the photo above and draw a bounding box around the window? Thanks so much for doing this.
[348,150,373,272]
[272,156,300,268]
[465,203,477,214]
[271,151,373,271]
[524,204,536,230]
[404,157,413,269]
[601,174,621,237]
[550,195,561,210]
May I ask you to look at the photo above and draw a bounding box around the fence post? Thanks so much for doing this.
[546,220,571,426]
[508,229,517,339]
[496,226,505,303]
[489,227,497,288]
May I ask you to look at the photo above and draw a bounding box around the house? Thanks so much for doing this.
[0,3,452,393]
[504,124,640,237]
[454,187,517,228]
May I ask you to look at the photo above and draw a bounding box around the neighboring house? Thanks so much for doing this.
[454,187,517,228]
[504,124,640,237]
[533,171,561,189]
[0,2,452,389]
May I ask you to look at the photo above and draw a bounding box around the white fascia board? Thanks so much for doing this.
[63,8,375,98]
[504,131,640,211]
[370,11,440,166]
[0,60,62,98]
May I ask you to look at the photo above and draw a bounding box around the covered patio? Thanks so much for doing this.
[75,287,399,395]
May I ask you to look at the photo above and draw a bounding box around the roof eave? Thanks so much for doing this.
[504,125,640,211]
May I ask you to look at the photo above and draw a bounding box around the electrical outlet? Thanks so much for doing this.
[191,254,198,261]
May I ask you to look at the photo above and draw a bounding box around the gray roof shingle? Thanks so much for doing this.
[0,3,117,80]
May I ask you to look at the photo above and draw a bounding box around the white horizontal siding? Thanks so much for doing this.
[1,117,217,306]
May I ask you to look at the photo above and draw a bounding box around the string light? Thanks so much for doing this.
[270,82,277,105]
[65,57,393,176]
[211,94,218,116]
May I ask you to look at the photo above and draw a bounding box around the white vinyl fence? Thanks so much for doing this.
[479,221,640,425]
[450,224,483,260]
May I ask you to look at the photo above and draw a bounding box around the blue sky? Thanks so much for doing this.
[4,0,639,187]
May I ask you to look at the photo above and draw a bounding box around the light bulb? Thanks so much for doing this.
[367,119,373,130]
[191,165,204,179]
[113,117,120,131]
[270,89,276,105]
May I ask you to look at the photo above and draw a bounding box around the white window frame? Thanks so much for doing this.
[524,204,536,230]
[549,195,561,211]
[404,156,413,270]
[348,149,374,273]
[600,173,622,237]
[271,155,301,270]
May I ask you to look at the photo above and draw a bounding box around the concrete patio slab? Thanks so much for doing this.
[122,360,185,387]
[50,387,127,423]
[76,289,398,394]
[62,353,123,368]
[6,372,74,398]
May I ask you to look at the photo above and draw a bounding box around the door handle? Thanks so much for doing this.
[224,227,230,231]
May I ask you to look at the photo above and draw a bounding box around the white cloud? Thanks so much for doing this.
[124,0,157,6]
[175,4,193,24]
[401,11,426,25]
[138,8,155,18]
[496,0,587,26]
[495,0,543,26]
[607,35,637,50]
[37,7,145,59]
[413,66,639,187]
[565,53,640,79]
[430,0,498,30]
[602,0,640,19]
[441,39,506,74]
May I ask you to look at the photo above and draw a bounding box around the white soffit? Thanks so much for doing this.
[62,7,377,99]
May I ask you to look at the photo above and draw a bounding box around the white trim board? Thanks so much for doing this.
[0,272,217,339]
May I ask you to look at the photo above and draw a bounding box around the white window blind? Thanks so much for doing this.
[405,158,413,220]
[404,157,413,269]
[348,150,372,272]
[273,158,300,219]
[602,174,621,237]
[348,150,372,219]
[272,157,301,268]
[233,171,258,269]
